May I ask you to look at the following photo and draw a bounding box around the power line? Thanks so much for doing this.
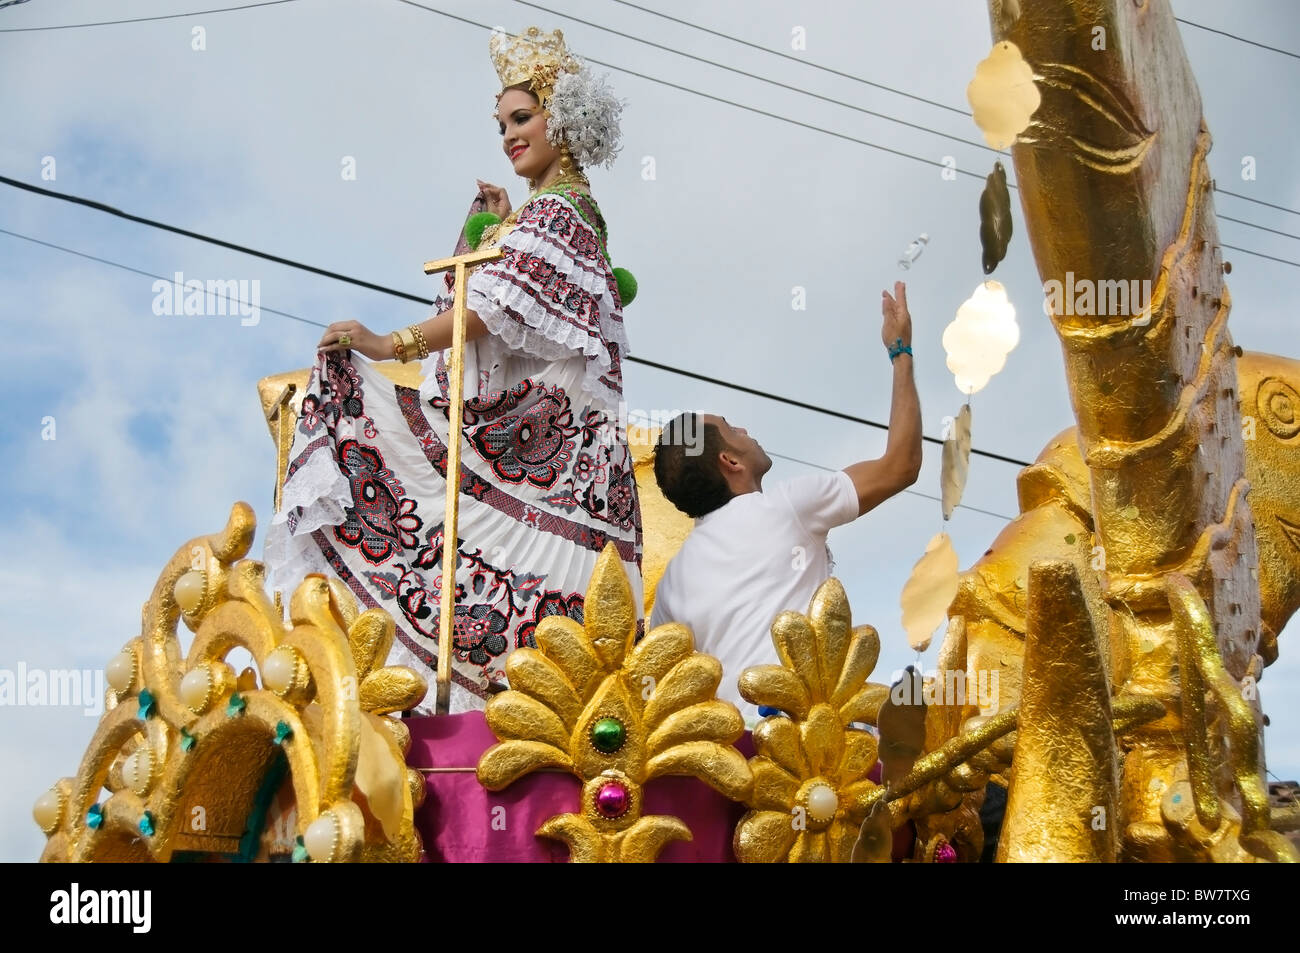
[1175,16,1300,61]
[0,175,429,304]
[513,0,1000,156]
[607,0,972,117]
[391,0,991,182]
[0,213,1035,467]
[1216,186,1300,220]
[1219,214,1300,243]
[392,3,1300,268]
[629,355,1031,467]
[2,174,1296,448]
[2,219,1024,525]
[1222,243,1300,270]
[603,2,1300,224]
[0,0,300,32]
[764,450,1016,522]
[0,227,320,327]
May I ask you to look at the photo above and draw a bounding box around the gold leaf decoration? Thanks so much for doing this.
[876,667,928,789]
[1020,62,1154,174]
[36,503,426,863]
[901,532,960,652]
[355,712,406,842]
[941,404,973,520]
[736,578,887,863]
[477,544,753,863]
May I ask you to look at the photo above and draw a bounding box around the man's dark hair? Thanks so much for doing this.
[653,413,733,518]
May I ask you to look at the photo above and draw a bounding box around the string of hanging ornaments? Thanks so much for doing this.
[898,39,1032,666]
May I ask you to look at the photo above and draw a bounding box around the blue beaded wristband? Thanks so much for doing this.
[888,337,913,361]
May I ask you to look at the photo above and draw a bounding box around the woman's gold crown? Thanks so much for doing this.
[489,26,580,105]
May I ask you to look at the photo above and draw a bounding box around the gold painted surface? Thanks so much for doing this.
[735,579,886,863]
[940,346,1300,859]
[1165,574,1298,861]
[967,0,1274,862]
[629,426,693,620]
[421,248,505,714]
[997,560,1118,862]
[477,545,751,862]
[1236,353,1300,665]
[39,503,425,863]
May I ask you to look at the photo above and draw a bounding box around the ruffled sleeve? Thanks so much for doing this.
[463,191,629,411]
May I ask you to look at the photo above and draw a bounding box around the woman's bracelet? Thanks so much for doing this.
[390,324,433,363]
[888,337,913,362]
[409,324,430,361]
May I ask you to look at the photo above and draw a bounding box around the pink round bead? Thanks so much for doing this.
[934,842,958,863]
[595,781,629,819]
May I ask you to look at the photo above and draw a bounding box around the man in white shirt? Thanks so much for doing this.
[649,282,922,720]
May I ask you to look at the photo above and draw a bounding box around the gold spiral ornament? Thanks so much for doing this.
[1258,377,1300,440]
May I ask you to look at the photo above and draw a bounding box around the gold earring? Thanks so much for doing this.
[558,146,575,175]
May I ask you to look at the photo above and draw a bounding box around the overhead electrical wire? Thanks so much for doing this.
[512,0,1001,156]
[1,3,1294,457]
[764,451,1016,522]
[392,0,990,182]
[561,2,1300,226]
[0,221,1027,522]
[0,0,300,33]
[1174,17,1300,61]
[607,0,973,117]
[0,188,1035,467]
[392,2,1300,267]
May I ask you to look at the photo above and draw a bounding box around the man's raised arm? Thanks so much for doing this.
[843,281,923,517]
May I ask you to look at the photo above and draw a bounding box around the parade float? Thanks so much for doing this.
[31,0,1300,862]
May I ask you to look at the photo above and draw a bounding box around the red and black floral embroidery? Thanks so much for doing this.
[489,245,604,328]
[514,590,585,650]
[468,387,580,489]
[515,196,604,260]
[295,352,378,442]
[334,438,422,564]
[605,465,639,530]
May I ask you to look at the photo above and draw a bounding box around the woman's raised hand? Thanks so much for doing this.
[318,320,394,361]
[477,179,511,219]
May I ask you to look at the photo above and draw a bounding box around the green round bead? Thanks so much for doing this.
[590,717,626,754]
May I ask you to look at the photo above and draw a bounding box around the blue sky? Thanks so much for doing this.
[2,0,1299,862]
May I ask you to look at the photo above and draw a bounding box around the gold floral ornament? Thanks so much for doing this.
[734,578,889,863]
[35,503,427,863]
[477,545,753,862]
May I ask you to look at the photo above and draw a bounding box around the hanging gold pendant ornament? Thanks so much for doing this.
[941,404,973,520]
[979,161,1014,274]
[966,39,1040,149]
[900,533,960,653]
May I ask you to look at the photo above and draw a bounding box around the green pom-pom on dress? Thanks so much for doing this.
[612,267,637,307]
[465,211,502,251]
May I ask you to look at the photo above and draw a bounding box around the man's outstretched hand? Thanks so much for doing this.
[882,281,913,353]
